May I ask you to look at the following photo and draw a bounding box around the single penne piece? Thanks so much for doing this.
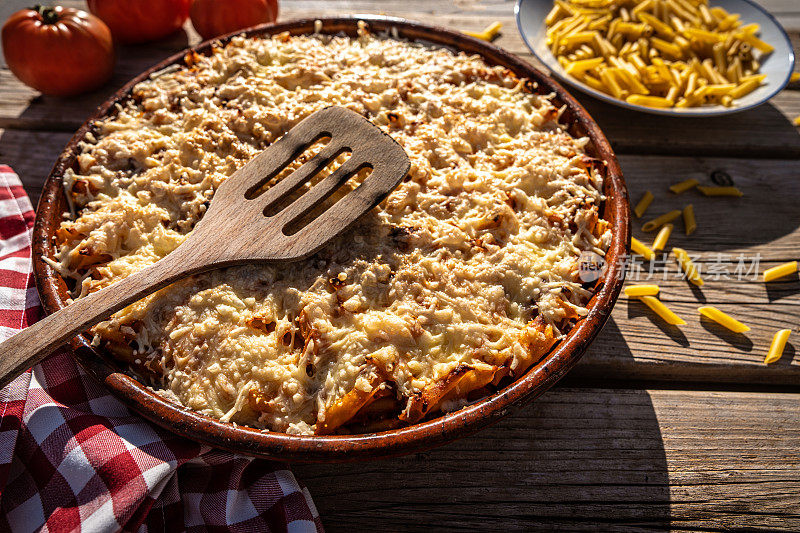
[738,23,760,35]
[631,237,656,261]
[683,27,724,45]
[672,247,704,286]
[697,83,736,97]
[764,329,792,364]
[565,56,605,76]
[642,210,682,232]
[697,185,743,197]
[729,77,761,99]
[637,12,674,38]
[600,68,626,99]
[763,261,798,282]
[791,72,800,83]
[740,73,767,84]
[682,204,696,235]
[582,73,608,92]
[666,85,680,103]
[626,94,673,107]
[698,3,714,26]
[545,4,565,26]
[794,115,800,127]
[651,37,682,58]
[624,284,660,297]
[560,31,597,47]
[651,223,673,251]
[640,296,686,325]
[634,190,654,218]
[698,306,750,333]
[669,178,699,194]
[736,31,774,53]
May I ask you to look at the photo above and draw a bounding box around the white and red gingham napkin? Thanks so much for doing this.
[0,165,324,532]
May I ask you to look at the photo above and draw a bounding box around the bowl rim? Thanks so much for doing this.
[515,0,796,117]
[32,15,630,462]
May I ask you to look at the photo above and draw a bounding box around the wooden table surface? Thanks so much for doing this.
[2,0,799,530]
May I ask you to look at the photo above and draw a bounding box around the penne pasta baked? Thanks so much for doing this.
[50,28,612,435]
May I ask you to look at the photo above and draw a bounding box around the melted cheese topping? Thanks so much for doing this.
[54,31,611,434]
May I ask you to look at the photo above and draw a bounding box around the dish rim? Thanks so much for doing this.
[31,15,630,462]
[515,0,796,117]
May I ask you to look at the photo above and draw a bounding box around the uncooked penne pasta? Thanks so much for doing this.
[464,21,503,41]
[545,0,772,109]
[764,329,791,364]
[763,261,798,282]
[669,178,699,194]
[633,190,654,218]
[697,186,743,197]
[640,296,686,325]
[682,204,696,235]
[626,94,673,107]
[631,237,655,261]
[624,284,660,297]
[566,57,605,76]
[651,223,673,251]
[698,306,750,333]
[642,210,681,232]
[672,247,704,287]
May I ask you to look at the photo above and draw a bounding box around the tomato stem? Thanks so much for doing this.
[31,5,60,25]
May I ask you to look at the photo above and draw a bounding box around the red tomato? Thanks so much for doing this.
[87,0,191,44]
[190,0,279,41]
[1,6,114,97]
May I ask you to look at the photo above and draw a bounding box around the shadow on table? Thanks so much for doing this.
[582,93,800,256]
[294,320,670,531]
[580,94,800,159]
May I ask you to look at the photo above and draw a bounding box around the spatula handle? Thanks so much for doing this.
[0,250,197,390]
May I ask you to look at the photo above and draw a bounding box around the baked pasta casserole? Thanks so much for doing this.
[50,25,612,435]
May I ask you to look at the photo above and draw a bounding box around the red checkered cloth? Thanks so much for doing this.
[0,165,323,532]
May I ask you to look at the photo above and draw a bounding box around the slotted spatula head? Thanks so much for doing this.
[190,106,411,264]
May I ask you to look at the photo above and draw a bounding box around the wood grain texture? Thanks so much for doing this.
[293,387,800,532]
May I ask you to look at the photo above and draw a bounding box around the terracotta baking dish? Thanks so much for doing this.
[31,15,630,462]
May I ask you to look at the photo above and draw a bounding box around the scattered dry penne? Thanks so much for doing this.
[669,178,699,194]
[763,261,798,282]
[631,237,655,261]
[697,185,743,196]
[464,21,502,41]
[764,329,791,364]
[640,296,686,325]
[633,190,654,218]
[546,0,772,109]
[672,247,704,287]
[651,223,673,251]
[625,284,660,297]
[682,204,696,235]
[791,72,800,83]
[698,306,750,333]
[642,210,681,232]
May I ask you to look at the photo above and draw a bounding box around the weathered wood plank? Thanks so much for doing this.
[293,387,800,532]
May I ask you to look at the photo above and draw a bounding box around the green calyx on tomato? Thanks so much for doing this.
[30,5,60,25]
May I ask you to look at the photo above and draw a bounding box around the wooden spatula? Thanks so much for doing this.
[0,106,410,388]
